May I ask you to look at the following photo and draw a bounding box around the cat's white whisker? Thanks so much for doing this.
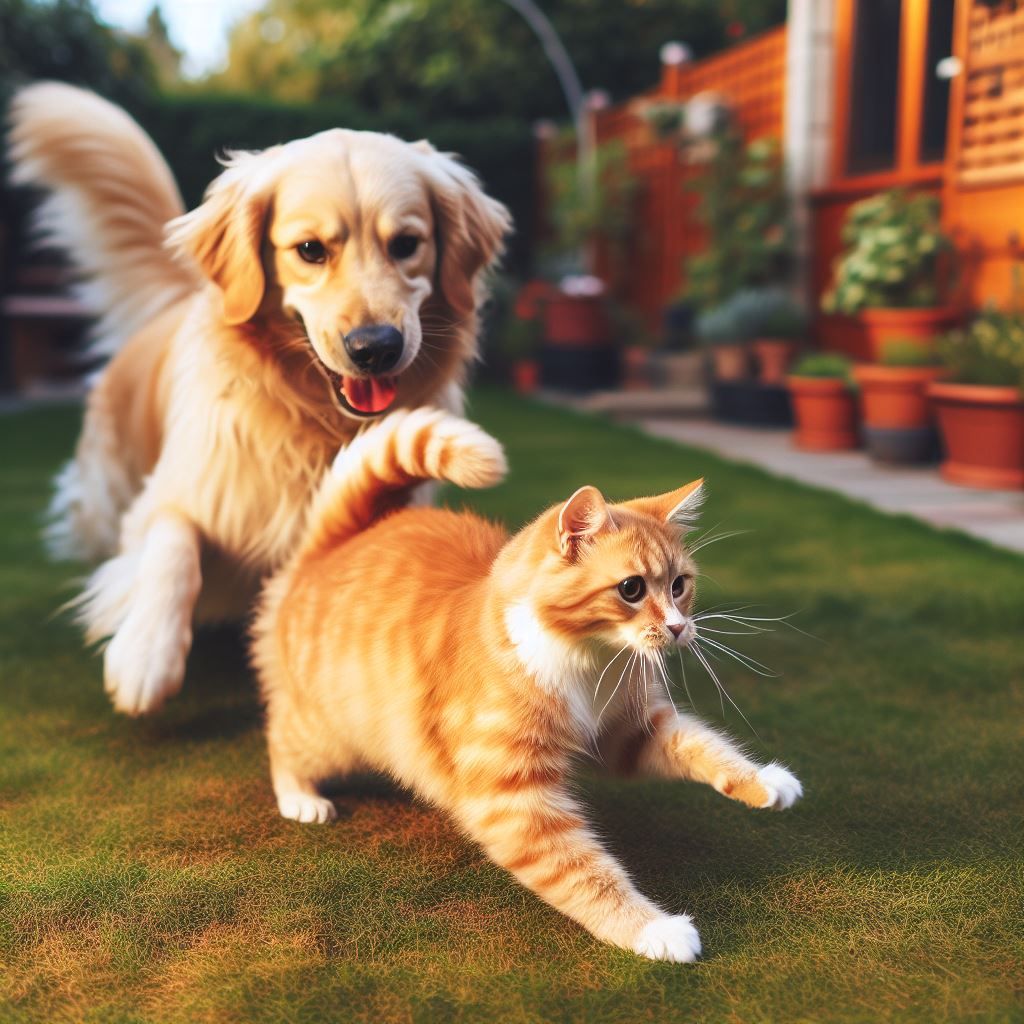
[694,633,780,678]
[686,529,750,556]
[594,644,630,703]
[597,650,635,726]
[675,648,696,710]
[689,641,759,738]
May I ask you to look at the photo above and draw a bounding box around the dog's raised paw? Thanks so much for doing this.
[104,614,189,716]
[634,914,702,963]
[277,792,338,824]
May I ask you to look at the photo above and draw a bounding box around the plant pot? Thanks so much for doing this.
[543,293,612,347]
[928,382,1024,489]
[786,377,859,451]
[622,344,653,391]
[860,307,960,362]
[753,338,798,385]
[709,343,749,382]
[512,359,539,394]
[853,364,944,463]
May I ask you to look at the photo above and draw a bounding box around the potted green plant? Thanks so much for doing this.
[730,287,808,384]
[695,301,748,381]
[498,315,542,394]
[786,354,859,451]
[683,133,791,314]
[822,189,960,359]
[540,141,638,390]
[929,308,1024,489]
[853,341,944,463]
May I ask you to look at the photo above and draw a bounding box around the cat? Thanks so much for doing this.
[252,407,802,963]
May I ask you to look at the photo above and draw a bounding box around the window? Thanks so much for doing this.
[919,0,955,163]
[834,0,956,184]
[846,0,903,174]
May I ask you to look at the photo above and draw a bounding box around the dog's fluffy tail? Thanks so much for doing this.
[296,408,507,565]
[8,82,197,356]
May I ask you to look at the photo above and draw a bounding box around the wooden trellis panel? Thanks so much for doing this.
[958,2,1024,185]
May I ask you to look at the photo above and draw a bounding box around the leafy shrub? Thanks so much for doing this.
[937,308,1024,390]
[790,352,854,383]
[684,132,791,311]
[879,340,941,367]
[694,302,744,347]
[729,286,807,340]
[822,189,954,315]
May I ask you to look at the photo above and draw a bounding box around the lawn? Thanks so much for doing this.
[1,391,1021,1024]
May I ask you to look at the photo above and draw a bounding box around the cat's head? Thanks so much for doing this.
[512,479,705,656]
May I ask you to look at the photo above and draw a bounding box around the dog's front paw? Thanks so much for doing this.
[634,915,702,963]
[755,762,803,810]
[104,611,189,716]
[277,792,338,824]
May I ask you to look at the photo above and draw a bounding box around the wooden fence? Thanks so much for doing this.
[536,26,787,327]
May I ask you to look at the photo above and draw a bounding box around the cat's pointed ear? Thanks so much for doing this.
[557,485,616,558]
[659,478,706,529]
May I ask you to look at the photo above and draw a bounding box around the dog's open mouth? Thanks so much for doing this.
[323,368,399,417]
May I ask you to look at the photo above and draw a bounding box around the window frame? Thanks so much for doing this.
[831,0,951,188]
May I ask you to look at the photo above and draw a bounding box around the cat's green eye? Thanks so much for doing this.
[617,576,646,603]
[672,575,689,599]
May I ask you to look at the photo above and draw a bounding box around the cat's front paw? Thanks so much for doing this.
[634,914,702,963]
[756,762,803,810]
[277,792,338,824]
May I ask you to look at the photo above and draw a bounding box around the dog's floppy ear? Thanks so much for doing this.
[418,143,512,317]
[165,151,272,325]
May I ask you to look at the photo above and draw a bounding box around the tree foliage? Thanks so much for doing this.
[210,0,786,121]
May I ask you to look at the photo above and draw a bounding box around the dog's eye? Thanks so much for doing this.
[388,235,420,260]
[297,240,327,264]
[672,575,689,599]
[617,576,646,603]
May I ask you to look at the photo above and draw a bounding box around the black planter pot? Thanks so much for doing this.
[710,380,793,426]
[863,425,940,464]
[540,344,621,393]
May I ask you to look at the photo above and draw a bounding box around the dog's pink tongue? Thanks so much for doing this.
[342,376,398,414]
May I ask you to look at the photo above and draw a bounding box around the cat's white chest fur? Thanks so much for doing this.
[504,599,598,738]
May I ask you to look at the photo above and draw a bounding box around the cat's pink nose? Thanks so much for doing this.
[668,624,684,638]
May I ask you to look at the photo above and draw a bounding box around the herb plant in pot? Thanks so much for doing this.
[786,354,859,451]
[731,287,808,385]
[853,341,944,463]
[929,309,1024,489]
[695,301,748,382]
[822,189,959,360]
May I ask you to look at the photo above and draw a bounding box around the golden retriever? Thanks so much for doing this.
[9,82,510,715]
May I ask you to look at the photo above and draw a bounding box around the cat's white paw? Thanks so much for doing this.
[634,915,702,963]
[277,792,338,824]
[756,762,803,810]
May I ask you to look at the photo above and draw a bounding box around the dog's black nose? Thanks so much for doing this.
[343,325,404,374]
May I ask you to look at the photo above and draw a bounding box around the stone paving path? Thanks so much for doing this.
[635,417,1024,555]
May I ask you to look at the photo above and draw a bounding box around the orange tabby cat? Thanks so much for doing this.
[252,408,802,962]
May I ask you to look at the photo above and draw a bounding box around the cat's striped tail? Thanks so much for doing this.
[296,408,507,564]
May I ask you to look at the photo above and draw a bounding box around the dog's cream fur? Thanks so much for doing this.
[9,82,510,714]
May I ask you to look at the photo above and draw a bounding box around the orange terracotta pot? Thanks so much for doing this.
[512,359,539,394]
[860,307,960,362]
[543,293,612,347]
[753,338,798,385]
[786,376,859,451]
[709,343,749,382]
[853,364,944,429]
[928,382,1024,490]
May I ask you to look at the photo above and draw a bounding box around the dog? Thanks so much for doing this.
[9,82,510,715]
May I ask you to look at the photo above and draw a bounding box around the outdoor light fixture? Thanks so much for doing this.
[660,41,693,67]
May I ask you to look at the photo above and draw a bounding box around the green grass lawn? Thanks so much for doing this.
[1,391,1022,1024]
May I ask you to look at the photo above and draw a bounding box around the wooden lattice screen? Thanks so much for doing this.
[576,27,788,323]
[958,1,1024,186]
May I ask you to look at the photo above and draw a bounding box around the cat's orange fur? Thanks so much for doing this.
[252,409,802,962]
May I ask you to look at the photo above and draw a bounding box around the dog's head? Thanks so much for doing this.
[167,130,510,418]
